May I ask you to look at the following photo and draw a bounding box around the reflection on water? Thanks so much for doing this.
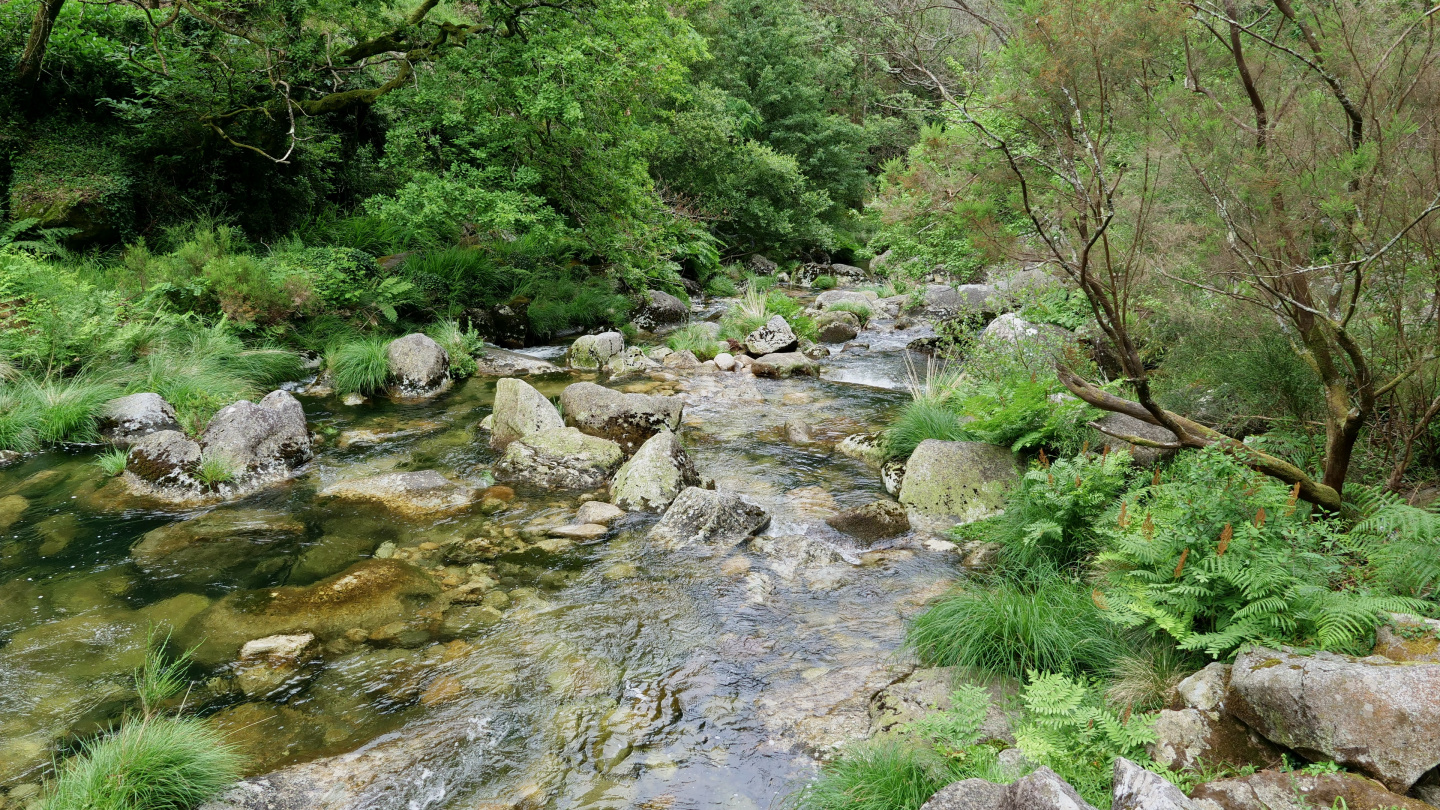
[0,316,956,809]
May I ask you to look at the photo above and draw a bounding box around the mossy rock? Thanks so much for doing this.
[8,126,134,243]
[897,440,1017,524]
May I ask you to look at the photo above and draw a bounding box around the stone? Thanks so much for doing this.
[751,352,818,378]
[125,429,202,492]
[633,289,688,331]
[471,347,562,376]
[609,430,701,512]
[341,392,366,406]
[648,487,770,550]
[131,508,307,581]
[1374,612,1440,663]
[606,346,662,378]
[870,666,1019,746]
[1177,663,1230,712]
[493,427,624,490]
[920,779,1010,810]
[662,349,700,370]
[981,312,1074,346]
[99,393,180,447]
[1226,645,1440,793]
[837,431,886,467]
[319,471,479,516]
[749,534,846,583]
[1093,412,1180,467]
[920,284,995,318]
[547,523,608,540]
[0,494,28,531]
[181,559,442,666]
[567,331,625,370]
[1189,770,1435,810]
[235,633,320,698]
[748,254,779,275]
[559,381,683,454]
[825,500,910,545]
[881,458,906,496]
[200,390,312,479]
[713,352,736,371]
[1111,757,1199,810]
[802,342,830,360]
[815,289,878,309]
[898,440,1018,523]
[818,320,859,343]
[489,377,565,451]
[386,333,450,396]
[1004,767,1098,810]
[1148,663,1284,773]
[575,501,625,526]
[745,314,798,355]
[785,419,812,444]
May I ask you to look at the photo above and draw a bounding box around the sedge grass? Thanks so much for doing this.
[791,740,960,810]
[40,717,242,810]
[666,324,726,361]
[327,336,392,396]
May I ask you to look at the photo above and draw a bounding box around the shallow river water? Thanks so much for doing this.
[0,308,958,810]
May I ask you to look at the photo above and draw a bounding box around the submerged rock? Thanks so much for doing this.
[386,334,451,397]
[131,507,307,582]
[898,440,1017,524]
[559,381,683,455]
[825,500,910,544]
[235,633,321,699]
[744,315,798,355]
[567,331,625,370]
[633,289,688,331]
[472,347,562,376]
[99,392,180,447]
[319,471,479,516]
[493,427,624,490]
[489,377,564,451]
[609,430,701,512]
[1226,645,1440,793]
[575,501,625,526]
[0,493,29,530]
[648,487,769,550]
[750,352,817,378]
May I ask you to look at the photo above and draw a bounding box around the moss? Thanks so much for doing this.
[8,125,134,242]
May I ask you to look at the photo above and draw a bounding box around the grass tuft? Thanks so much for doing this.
[327,336,392,396]
[666,324,726,361]
[827,301,872,326]
[96,448,129,476]
[40,717,243,810]
[196,455,239,487]
[811,274,838,291]
[425,319,484,377]
[791,740,958,810]
[885,399,971,458]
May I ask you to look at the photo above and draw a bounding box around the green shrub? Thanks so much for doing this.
[1096,447,1427,658]
[525,275,632,338]
[791,740,960,810]
[425,320,484,378]
[327,336,392,396]
[811,274,837,291]
[667,324,726,361]
[908,574,1126,679]
[96,448,129,476]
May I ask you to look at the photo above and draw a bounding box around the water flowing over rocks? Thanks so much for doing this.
[488,377,564,451]
[825,499,910,544]
[898,439,1018,525]
[647,487,769,550]
[559,381,683,454]
[1226,645,1440,793]
[494,427,624,490]
[567,331,625,369]
[319,470,479,516]
[471,346,562,376]
[99,392,180,447]
[745,314,799,355]
[386,333,451,397]
[609,430,701,512]
[131,507,307,583]
[234,633,321,699]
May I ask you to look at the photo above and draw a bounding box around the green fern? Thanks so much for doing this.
[1348,486,1440,599]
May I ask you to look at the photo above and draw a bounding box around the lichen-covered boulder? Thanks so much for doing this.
[1373,613,1440,663]
[817,318,860,344]
[648,487,770,550]
[748,254,779,275]
[1093,412,1180,467]
[125,430,202,493]
[605,346,662,378]
[922,284,996,318]
[1111,758,1199,810]
[489,377,564,451]
[559,381,683,455]
[200,390,312,479]
[1226,645,1440,793]
[99,393,179,447]
[493,427,624,490]
[1148,663,1284,773]
[633,289,688,331]
[815,290,878,309]
[898,440,1017,524]
[609,430,701,512]
[825,500,910,545]
[751,352,817,378]
[982,312,1074,346]
[386,334,450,397]
[745,315,798,355]
[1189,770,1434,810]
[920,779,1010,810]
[318,471,479,516]
[837,431,886,467]
[567,331,626,370]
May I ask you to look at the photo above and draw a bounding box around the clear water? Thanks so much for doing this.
[0,313,957,809]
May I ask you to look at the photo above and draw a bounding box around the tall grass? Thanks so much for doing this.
[791,740,960,810]
[425,319,484,377]
[40,717,242,810]
[907,574,1126,679]
[327,336,392,396]
[666,324,726,361]
[16,374,124,445]
[884,399,971,459]
[827,301,872,326]
[811,274,837,291]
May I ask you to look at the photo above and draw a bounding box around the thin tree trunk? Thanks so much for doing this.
[15,0,66,85]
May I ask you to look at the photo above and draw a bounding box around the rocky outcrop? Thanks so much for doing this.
[745,315,798,355]
[982,312,1074,346]
[567,332,625,370]
[489,377,564,451]
[1112,757,1198,810]
[99,393,180,447]
[1189,770,1435,810]
[922,284,996,318]
[898,440,1017,524]
[633,289,688,331]
[751,352,817,378]
[493,427,624,490]
[1226,645,1440,793]
[825,500,910,545]
[817,317,859,344]
[386,334,450,397]
[558,381,683,455]
[318,471,479,516]
[648,487,770,550]
[609,430,701,512]
[187,390,312,499]
[235,633,320,699]
[1148,663,1284,773]
[748,254,779,275]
